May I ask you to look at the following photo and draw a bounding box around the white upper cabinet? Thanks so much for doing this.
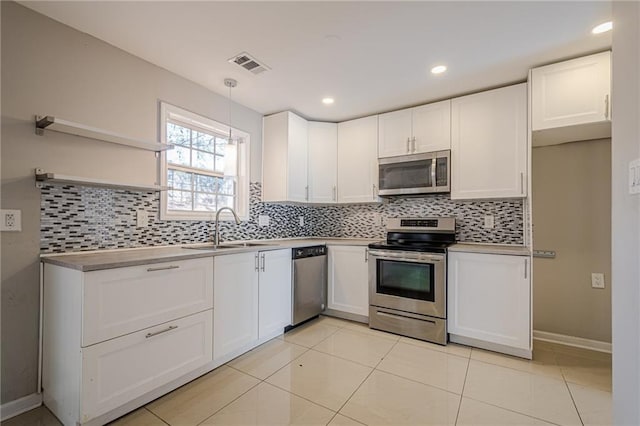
[337,115,379,203]
[378,100,451,158]
[307,122,338,203]
[531,51,611,146]
[451,83,528,200]
[263,111,309,202]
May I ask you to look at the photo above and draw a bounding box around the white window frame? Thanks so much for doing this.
[159,102,250,221]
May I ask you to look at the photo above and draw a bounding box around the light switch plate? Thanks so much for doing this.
[591,272,605,289]
[136,210,149,227]
[483,215,495,229]
[299,216,304,226]
[0,209,22,232]
[629,158,640,195]
[258,215,270,227]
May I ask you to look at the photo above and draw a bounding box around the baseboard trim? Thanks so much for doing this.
[533,330,612,353]
[1,393,42,421]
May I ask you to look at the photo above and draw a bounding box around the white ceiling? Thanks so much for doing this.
[21,1,612,122]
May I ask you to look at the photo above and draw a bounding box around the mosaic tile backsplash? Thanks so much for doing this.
[40,182,524,253]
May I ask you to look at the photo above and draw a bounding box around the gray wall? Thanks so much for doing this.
[0,1,263,403]
[532,139,611,343]
[611,1,640,424]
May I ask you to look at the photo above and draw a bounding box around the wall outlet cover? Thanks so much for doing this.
[483,215,495,229]
[591,272,605,289]
[629,158,640,195]
[299,216,304,226]
[0,209,22,232]
[136,210,149,227]
[258,215,270,227]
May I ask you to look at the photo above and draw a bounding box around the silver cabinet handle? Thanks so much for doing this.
[605,94,609,120]
[365,248,369,263]
[520,172,524,195]
[412,136,416,153]
[305,186,309,201]
[333,185,337,201]
[406,137,411,153]
[372,184,377,199]
[145,325,177,339]
[524,258,528,279]
[254,253,259,272]
[146,265,179,272]
[260,253,266,272]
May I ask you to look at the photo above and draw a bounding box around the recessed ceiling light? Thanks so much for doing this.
[322,97,335,105]
[592,21,612,34]
[431,65,447,75]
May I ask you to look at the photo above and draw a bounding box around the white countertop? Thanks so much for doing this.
[40,237,379,272]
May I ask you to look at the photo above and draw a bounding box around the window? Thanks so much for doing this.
[160,102,249,220]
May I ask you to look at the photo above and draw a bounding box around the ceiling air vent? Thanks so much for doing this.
[228,52,270,75]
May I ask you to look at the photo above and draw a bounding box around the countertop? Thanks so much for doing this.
[40,237,379,272]
[449,243,531,256]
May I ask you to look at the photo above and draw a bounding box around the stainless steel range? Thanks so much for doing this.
[368,217,456,345]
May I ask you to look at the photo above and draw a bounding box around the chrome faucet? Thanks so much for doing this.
[214,207,241,247]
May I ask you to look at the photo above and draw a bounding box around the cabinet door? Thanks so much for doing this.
[412,100,451,153]
[213,252,259,361]
[82,310,212,420]
[327,246,369,316]
[287,112,309,202]
[258,249,292,339]
[532,51,611,131]
[83,258,213,346]
[262,112,289,202]
[337,116,379,203]
[308,122,338,203]
[447,252,530,350]
[378,108,412,158]
[451,83,527,200]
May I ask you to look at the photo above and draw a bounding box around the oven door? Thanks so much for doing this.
[368,249,446,319]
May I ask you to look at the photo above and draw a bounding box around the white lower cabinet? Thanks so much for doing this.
[327,245,369,317]
[82,310,212,421]
[42,258,215,426]
[213,252,259,362]
[447,251,531,357]
[258,249,293,338]
[213,249,292,363]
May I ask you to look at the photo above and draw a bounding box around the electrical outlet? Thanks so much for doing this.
[0,209,22,232]
[299,216,304,226]
[136,210,149,227]
[483,215,495,229]
[591,273,605,289]
[258,215,270,227]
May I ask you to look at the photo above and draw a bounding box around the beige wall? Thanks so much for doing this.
[0,2,263,403]
[611,1,640,423]
[532,139,611,343]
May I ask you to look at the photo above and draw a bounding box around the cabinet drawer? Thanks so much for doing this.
[83,258,213,346]
[81,309,213,421]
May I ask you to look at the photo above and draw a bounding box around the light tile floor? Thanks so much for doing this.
[4,316,612,426]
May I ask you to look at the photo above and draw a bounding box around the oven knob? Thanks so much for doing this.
[296,249,304,257]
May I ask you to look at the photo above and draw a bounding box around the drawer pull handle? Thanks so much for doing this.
[377,311,436,325]
[146,265,180,272]
[145,325,178,338]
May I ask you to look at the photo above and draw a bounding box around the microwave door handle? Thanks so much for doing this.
[431,157,437,188]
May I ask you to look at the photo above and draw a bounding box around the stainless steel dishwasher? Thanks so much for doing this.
[291,245,327,326]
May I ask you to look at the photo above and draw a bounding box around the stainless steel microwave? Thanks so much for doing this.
[378,150,451,196]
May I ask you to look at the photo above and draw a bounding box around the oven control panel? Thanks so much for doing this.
[400,219,439,228]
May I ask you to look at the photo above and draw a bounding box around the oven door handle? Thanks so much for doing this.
[369,253,444,263]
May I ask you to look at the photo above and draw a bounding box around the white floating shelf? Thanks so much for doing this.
[35,115,173,152]
[35,170,171,192]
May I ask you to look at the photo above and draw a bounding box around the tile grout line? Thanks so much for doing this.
[193,373,263,426]
[461,395,565,426]
[453,351,471,425]
[324,335,402,425]
[562,370,586,426]
[143,407,171,426]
